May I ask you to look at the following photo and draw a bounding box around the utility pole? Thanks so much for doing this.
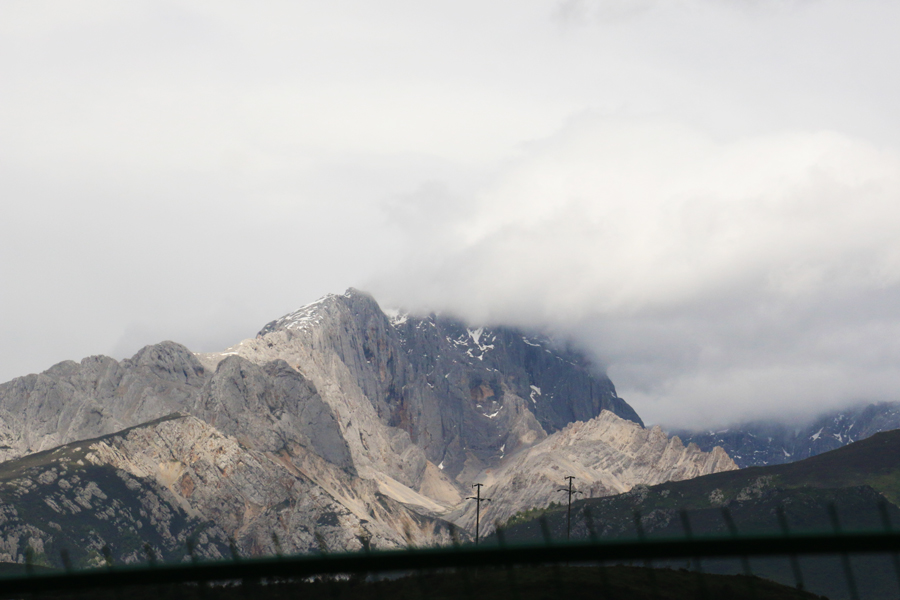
[466,483,492,545]
[557,476,583,542]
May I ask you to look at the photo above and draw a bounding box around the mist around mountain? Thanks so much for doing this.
[672,401,900,468]
[0,289,735,567]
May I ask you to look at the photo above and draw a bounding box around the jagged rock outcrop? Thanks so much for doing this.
[0,342,205,462]
[0,343,356,477]
[448,410,737,534]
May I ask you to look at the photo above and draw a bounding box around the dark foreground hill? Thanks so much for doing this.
[0,565,822,600]
[492,430,900,600]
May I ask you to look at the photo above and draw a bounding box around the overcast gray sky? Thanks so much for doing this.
[3,0,900,428]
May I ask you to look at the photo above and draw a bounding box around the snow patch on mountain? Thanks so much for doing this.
[674,401,900,468]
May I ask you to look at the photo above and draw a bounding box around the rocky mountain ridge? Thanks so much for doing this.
[0,414,455,568]
[0,288,736,563]
[448,410,736,533]
[0,415,231,568]
[206,290,642,487]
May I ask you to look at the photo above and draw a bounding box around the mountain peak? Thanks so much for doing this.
[256,294,339,337]
[256,289,389,339]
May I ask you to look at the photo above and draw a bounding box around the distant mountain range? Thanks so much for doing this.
[673,402,900,467]
[0,289,734,567]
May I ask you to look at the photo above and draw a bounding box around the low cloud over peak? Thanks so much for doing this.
[371,115,900,428]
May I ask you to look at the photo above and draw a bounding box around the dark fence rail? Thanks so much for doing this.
[2,530,900,597]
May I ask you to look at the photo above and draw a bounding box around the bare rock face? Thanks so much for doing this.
[0,343,354,473]
[206,289,642,491]
[84,415,451,555]
[206,293,431,489]
[0,341,205,461]
[191,356,354,472]
[447,411,737,535]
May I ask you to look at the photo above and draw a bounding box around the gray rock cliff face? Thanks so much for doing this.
[220,289,642,487]
[84,415,451,555]
[0,343,354,474]
[192,356,353,472]
[0,342,204,461]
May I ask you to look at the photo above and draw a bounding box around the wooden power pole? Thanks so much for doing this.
[466,483,492,545]
[557,476,583,542]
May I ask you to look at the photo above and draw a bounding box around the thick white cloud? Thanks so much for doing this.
[371,116,900,427]
[2,0,900,428]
